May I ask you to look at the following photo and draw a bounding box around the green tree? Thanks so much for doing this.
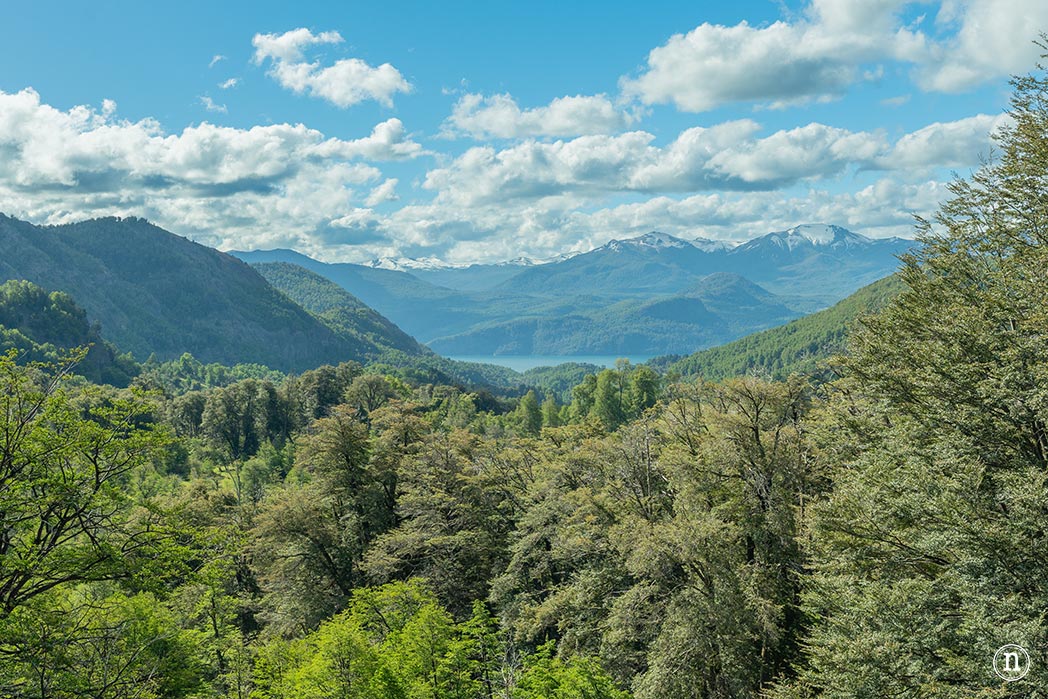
[514,642,630,699]
[364,431,515,615]
[591,369,626,430]
[776,57,1048,697]
[515,390,543,436]
[345,373,399,415]
[627,366,659,417]
[250,405,387,634]
[569,374,597,422]
[0,352,172,615]
[541,394,561,428]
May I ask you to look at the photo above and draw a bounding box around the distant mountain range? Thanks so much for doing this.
[501,225,908,304]
[0,212,909,370]
[234,224,910,356]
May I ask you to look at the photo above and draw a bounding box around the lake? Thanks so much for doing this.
[447,355,657,373]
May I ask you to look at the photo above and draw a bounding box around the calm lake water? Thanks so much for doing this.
[447,355,656,373]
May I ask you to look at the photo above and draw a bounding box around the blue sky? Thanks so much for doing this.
[0,0,1043,263]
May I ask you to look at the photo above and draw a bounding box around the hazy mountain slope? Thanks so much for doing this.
[233,225,909,357]
[722,224,910,302]
[661,274,905,381]
[231,248,510,340]
[497,232,723,297]
[429,273,800,355]
[407,262,536,291]
[0,215,418,370]
[251,262,429,357]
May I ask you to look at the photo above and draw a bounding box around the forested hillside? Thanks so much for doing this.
[0,279,138,386]
[427,272,799,355]
[251,261,430,357]
[0,216,425,370]
[660,273,905,381]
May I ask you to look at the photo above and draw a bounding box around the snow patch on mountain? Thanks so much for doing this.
[600,231,696,252]
[692,237,736,252]
[368,256,469,271]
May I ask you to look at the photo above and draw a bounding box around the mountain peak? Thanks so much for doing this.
[600,231,694,252]
[732,224,877,253]
[780,224,868,246]
[692,236,735,253]
[368,256,468,271]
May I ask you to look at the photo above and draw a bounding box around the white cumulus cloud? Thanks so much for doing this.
[0,88,426,254]
[422,113,1002,207]
[444,93,635,139]
[252,28,412,108]
[620,0,1048,112]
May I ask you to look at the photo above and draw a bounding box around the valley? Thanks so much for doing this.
[233,224,909,357]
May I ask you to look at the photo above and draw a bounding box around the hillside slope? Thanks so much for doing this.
[0,279,138,386]
[661,274,905,381]
[0,215,425,370]
[251,262,429,357]
[429,273,799,355]
[230,248,500,340]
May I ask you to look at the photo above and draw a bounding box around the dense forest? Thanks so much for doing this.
[2,62,1048,699]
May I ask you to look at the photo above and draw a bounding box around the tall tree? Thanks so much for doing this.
[776,57,1048,697]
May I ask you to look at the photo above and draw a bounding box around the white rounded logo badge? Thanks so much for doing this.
[993,644,1030,682]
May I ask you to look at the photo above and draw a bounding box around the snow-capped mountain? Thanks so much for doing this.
[498,224,912,302]
[729,224,909,258]
[692,237,737,253]
[367,256,468,272]
[599,231,696,252]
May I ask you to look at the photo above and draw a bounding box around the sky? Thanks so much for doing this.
[0,0,1044,264]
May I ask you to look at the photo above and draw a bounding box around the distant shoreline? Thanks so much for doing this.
[447,355,656,372]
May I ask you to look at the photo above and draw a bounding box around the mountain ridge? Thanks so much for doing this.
[233,223,908,356]
[0,215,427,371]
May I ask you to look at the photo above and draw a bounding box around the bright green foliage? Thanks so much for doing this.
[254,581,470,699]
[592,369,627,429]
[541,394,561,428]
[521,362,603,403]
[627,366,659,415]
[569,373,597,421]
[0,353,206,697]
[514,642,631,699]
[514,390,543,435]
[137,351,285,394]
[1,589,205,699]
[0,352,172,615]
[252,580,627,699]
